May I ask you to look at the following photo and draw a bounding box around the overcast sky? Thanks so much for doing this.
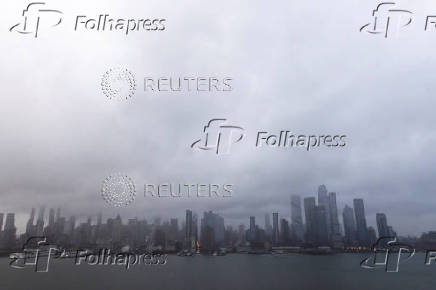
[1,0,436,236]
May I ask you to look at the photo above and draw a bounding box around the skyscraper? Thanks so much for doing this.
[36,206,45,236]
[367,226,377,245]
[200,221,215,252]
[201,211,225,245]
[317,185,331,240]
[97,212,102,226]
[64,216,76,236]
[169,218,179,241]
[3,213,17,249]
[0,213,4,232]
[328,192,342,247]
[238,224,246,244]
[264,213,272,237]
[185,210,193,248]
[250,216,256,232]
[4,213,15,230]
[313,206,329,246]
[69,216,76,233]
[304,197,316,243]
[291,195,304,242]
[376,213,389,238]
[56,208,61,222]
[112,214,122,243]
[272,213,279,246]
[328,193,340,234]
[192,213,199,243]
[342,205,357,246]
[280,219,290,245]
[49,208,55,227]
[353,199,369,246]
[387,226,396,237]
[247,216,257,242]
[26,208,36,236]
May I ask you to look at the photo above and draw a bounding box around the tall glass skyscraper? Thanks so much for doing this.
[247,216,256,242]
[328,192,342,247]
[291,195,304,242]
[2,213,16,249]
[264,213,272,237]
[353,198,369,246]
[318,185,331,240]
[304,197,316,243]
[185,209,193,247]
[376,213,389,238]
[313,206,329,246]
[49,208,55,227]
[342,205,357,246]
[0,213,3,232]
[202,211,225,245]
[272,213,279,246]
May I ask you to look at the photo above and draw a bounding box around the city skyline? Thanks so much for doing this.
[0,185,428,238]
[0,184,432,251]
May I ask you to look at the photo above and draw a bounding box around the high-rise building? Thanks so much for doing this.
[201,211,225,247]
[64,217,73,236]
[313,206,329,246]
[317,185,331,240]
[328,193,340,234]
[238,224,246,244]
[0,213,4,232]
[290,195,304,242]
[97,212,102,226]
[192,213,199,243]
[36,206,45,236]
[203,211,225,244]
[367,226,377,245]
[280,219,290,245]
[342,205,357,246]
[200,224,215,252]
[56,217,66,238]
[4,213,15,230]
[170,218,178,230]
[376,213,389,238]
[154,228,166,248]
[353,199,369,246]
[127,218,139,246]
[56,208,61,222]
[272,213,279,246]
[45,208,56,241]
[37,206,45,221]
[264,213,272,237]
[247,216,257,242]
[2,213,17,249]
[250,216,256,232]
[387,226,397,237]
[169,218,179,241]
[26,208,36,236]
[69,216,76,233]
[185,209,193,247]
[304,197,316,243]
[111,214,122,243]
[328,192,342,247]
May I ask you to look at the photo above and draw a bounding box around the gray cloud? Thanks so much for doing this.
[1,0,435,236]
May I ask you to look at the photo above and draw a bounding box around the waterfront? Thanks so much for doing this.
[0,253,434,290]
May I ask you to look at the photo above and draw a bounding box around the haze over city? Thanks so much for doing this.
[1,0,436,238]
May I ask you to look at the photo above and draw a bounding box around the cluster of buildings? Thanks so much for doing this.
[0,213,17,249]
[244,185,397,249]
[0,185,435,252]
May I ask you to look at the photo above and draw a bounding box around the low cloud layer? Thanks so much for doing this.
[1,0,435,236]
